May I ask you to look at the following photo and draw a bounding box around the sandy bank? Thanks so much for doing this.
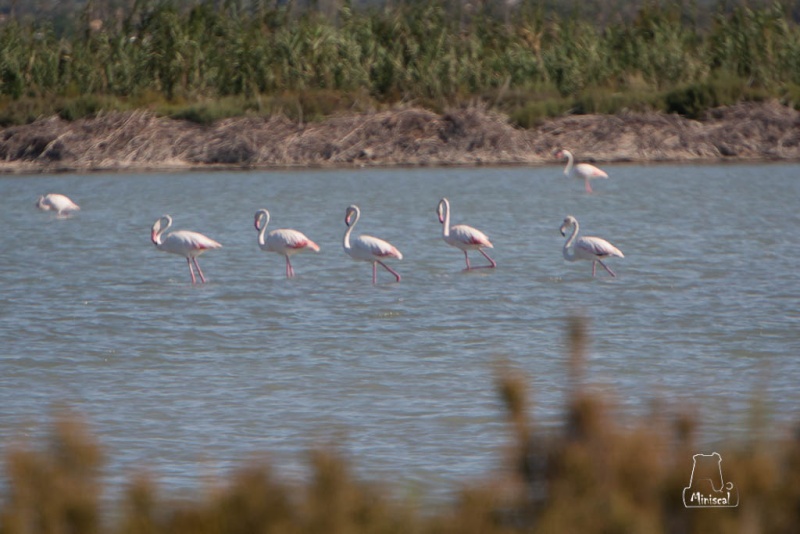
[1,100,799,174]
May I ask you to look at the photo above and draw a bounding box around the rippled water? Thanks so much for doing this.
[1,164,799,502]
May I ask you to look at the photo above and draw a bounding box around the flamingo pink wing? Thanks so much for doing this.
[451,224,493,247]
[357,235,403,259]
[575,163,608,179]
[271,229,320,251]
[576,236,623,258]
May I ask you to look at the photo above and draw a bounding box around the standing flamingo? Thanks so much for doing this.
[436,198,496,270]
[342,204,403,284]
[556,149,608,193]
[254,208,320,278]
[151,215,222,284]
[36,193,80,216]
[560,215,624,277]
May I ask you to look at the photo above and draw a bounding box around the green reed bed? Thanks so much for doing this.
[2,317,799,533]
[1,1,800,125]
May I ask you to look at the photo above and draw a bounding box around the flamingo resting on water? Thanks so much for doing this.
[556,149,608,193]
[560,215,624,277]
[342,204,403,284]
[254,208,320,278]
[36,193,80,216]
[151,215,222,284]
[436,197,495,270]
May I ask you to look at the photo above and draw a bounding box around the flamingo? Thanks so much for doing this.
[36,193,80,216]
[436,197,496,270]
[254,208,320,278]
[342,204,403,284]
[556,149,608,193]
[560,215,624,277]
[150,215,222,284]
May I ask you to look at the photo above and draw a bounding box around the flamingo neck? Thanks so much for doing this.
[343,209,359,252]
[152,216,172,247]
[563,151,575,176]
[440,200,451,238]
[256,210,270,247]
[563,222,579,262]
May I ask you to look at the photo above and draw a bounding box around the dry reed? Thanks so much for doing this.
[2,100,800,173]
[2,317,799,533]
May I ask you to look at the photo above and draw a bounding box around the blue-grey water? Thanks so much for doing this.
[1,164,799,503]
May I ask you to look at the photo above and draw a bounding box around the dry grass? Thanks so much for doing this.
[2,101,800,173]
[2,317,799,533]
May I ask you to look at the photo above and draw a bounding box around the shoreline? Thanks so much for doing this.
[2,100,799,174]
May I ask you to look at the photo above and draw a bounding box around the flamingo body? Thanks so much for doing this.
[560,215,623,277]
[342,205,402,284]
[36,193,80,215]
[151,215,221,284]
[254,209,320,278]
[436,198,495,269]
[556,149,608,193]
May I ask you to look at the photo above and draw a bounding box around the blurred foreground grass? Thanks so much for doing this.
[2,317,798,533]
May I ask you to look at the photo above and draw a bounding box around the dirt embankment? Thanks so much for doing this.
[1,100,799,173]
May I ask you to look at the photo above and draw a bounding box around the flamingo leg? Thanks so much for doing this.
[193,257,208,283]
[585,180,593,193]
[372,262,378,284]
[592,260,597,277]
[186,257,197,284]
[285,256,295,278]
[598,260,616,277]
[478,249,497,268]
[376,260,401,283]
[463,251,471,270]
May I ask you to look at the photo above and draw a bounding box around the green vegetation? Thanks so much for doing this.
[1,1,800,125]
[2,317,799,532]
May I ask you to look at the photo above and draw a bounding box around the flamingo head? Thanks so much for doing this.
[345,205,358,227]
[151,215,170,245]
[436,198,447,224]
[560,215,577,236]
[554,149,570,160]
[254,210,266,231]
[35,196,48,210]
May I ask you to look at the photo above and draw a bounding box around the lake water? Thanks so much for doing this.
[1,163,799,503]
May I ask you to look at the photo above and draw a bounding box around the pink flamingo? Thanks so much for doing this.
[436,197,496,270]
[342,204,403,284]
[254,208,320,278]
[151,215,222,284]
[556,149,608,193]
[36,193,80,216]
[560,215,624,277]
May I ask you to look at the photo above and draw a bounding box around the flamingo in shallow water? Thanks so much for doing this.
[36,193,80,216]
[254,208,320,278]
[556,149,608,193]
[560,215,624,277]
[436,198,495,270]
[342,204,403,284]
[151,215,222,284]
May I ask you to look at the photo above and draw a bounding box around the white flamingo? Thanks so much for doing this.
[436,197,495,270]
[36,193,80,216]
[151,215,222,284]
[254,208,320,278]
[556,149,608,193]
[560,215,624,277]
[342,204,403,284]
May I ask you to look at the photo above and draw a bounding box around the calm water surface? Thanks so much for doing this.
[1,164,799,502]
